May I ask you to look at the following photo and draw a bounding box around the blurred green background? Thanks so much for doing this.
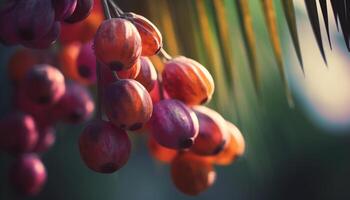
[2,0,350,199]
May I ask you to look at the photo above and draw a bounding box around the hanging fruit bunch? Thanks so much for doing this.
[0,0,246,197]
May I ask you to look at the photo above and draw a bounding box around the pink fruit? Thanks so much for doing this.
[135,57,157,91]
[76,41,97,84]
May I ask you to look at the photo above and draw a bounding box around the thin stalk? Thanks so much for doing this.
[102,0,112,19]
[158,48,172,61]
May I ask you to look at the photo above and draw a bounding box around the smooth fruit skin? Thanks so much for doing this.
[191,106,229,156]
[149,80,170,104]
[53,81,95,124]
[213,121,245,166]
[64,0,93,23]
[32,126,56,153]
[9,154,47,196]
[135,57,157,92]
[125,12,162,56]
[148,137,177,163]
[79,120,131,173]
[76,41,97,84]
[116,58,141,79]
[148,99,199,149]
[22,65,65,105]
[171,152,216,196]
[52,0,77,20]
[162,56,215,105]
[0,2,20,45]
[0,112,38,154]
[22,22,61,49]
[94,18,142,71]
[103,79,153,131]
[15,0,55,41]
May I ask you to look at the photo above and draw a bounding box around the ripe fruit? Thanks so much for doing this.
[9,154,47,195]
[52,0,77,20]
[100,63,118,86]
[148,99,199,149]
[33,126,56,153]
[16,0,55,41]
[76,41,97,84]
[53,82,94,124]
[103,79,152,130]
[214,121,245,166]
[94,18,142,71]
[22,64,65,105]
[0,112,38,154]
[0,2,20,45]
[79,120,131,173]
[64,0,93,23]
[162,56,214,105]
[171,152,216,196]
[22,22,60,49]
[148,137,177,163]
[125,12,162,56]
[135,57,157,91]
[191,106,229,156]
[116,59,141,79]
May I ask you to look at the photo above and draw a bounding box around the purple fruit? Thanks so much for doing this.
[9,154,47,196]
[52,0,77,20]
[33,126,56,153]
[22,64,66,105]
[16,0,55,41]
[53,81,94,124]
[79,120,131,173]
[0,112,38,154]
[22,22,60,49]
[135,57,157,92]
[76,41,97,84]
[0,2,20,45]
[64,0,93,23]
[148,99,199,149]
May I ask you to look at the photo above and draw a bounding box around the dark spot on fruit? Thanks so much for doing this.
[212,140,226,155]
[129,123,142,131]
[120,124,127,129]
[18,29,35,41]
[78,65,92,78]
[200,97,208,104]
[100,162,118,173]
[37,96,51,104]
[109,61,124,71]
[69,111,83,122]
[179,138,194,149]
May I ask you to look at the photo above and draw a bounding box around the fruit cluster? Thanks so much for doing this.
[77,0,246,196]
[0,0,94,49]
[0,0,246,197]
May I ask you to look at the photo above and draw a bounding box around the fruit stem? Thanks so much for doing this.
[96,60,103,120]
[102,0,112,19]
[107,0,121,18]
[108,0,124,16]
[158,48,172,61]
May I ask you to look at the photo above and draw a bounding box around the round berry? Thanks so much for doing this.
[135,57,157,91]
[162,56,214,105]
[148,99,199,149]
[94,18,142,71]
[116,58,141,79]
[64,0,93,23]
[32,126,56,153]
[52,0,77,20]
[22,22,60,49]
[76,41,97,84]
[9,154,47,196]
[103,79,152,130]
[79,120,131,173]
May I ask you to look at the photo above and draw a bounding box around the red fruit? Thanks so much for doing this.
[33,127,56,153]
[64,0,93,23]
[52,0,77,20]
[148,137,177,163]
[15,0,55,41]
[213,121,245,166]
[0,112,38,154]
[135,57,157,91]
[116,58,141,79]
[79,120,131,173]
[171,152,216,196]
[148,99,199,149]
[103,79,152,130]
[191,106,229,156]
[0,2,20,45]
[22,64,65,105]
[94,18,142,71]
[53,82,94,124]
[76,41,97,84]
[9,154,47,196]
[125,12,162,56]
[100,63,118,86]
[162,56,214,105]
[22,22,60,49]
